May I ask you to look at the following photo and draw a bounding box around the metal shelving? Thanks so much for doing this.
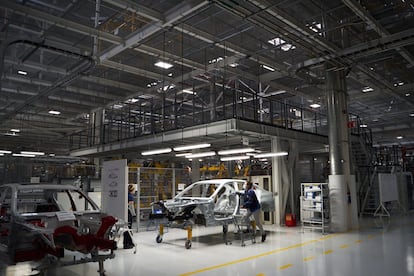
[300,183,329,234]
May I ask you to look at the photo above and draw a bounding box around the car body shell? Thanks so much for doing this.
[0,183,117,265]
[162,179,275,227]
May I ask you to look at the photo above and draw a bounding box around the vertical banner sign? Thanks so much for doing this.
[102,159,128,222]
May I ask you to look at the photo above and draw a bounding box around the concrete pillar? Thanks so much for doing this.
[90,108,104,179]
[191,149,200,182]
[271,137,291,225]
[326,68,358,231]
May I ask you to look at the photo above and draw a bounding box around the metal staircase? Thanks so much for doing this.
[349,116,378,215]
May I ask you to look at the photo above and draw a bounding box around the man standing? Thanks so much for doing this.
[243,181,266,242]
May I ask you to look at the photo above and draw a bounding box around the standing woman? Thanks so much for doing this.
[243,181,266,242]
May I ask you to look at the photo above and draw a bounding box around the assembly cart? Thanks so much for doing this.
[229,210,256,246]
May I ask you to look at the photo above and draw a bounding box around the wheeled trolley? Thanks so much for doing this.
[231,211,256,247]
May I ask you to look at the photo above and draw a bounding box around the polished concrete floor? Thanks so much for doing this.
[3,214,414,276]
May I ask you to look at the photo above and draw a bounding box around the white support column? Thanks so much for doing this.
[326,68,358,232]
[271,137,291,225]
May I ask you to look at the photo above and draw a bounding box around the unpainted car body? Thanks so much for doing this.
[162,179,275,227]
[0,183,117,266]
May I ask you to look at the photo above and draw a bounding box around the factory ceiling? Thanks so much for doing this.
[0,0,413,157]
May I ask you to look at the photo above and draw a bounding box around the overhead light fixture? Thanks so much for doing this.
[396,135,403,139]
[49,153,55,157]
[262,65,275,72]
[155,61,173,69]
[141,148,172,156]
[112,104,123,109]
[254,152,288,158]
[48,110,61,115]
[208,56,224,64]
[0,153,3,156]
[362,87,374,93]
[21,151,45,156]
[185,151,216,159]
[175,152,191,157]
[13,153,36,157]
[220,155,250,161]
[17,70,27,75]
[360,124,368,128]
[406,93,411,97]
[126,98,139,103]
[218,148,255,155]
[0,150,12,154]
[10,129,20,132]
[174,143,211,151]
[178,89,196,95]
[310,103,321,108]
[229,63,238,68]
[410,112,414,117]
[168,73,173,77]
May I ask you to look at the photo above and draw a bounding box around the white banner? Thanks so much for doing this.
[102,159,128,222]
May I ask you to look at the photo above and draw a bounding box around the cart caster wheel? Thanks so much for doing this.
[156,235,163,243]
[185,240,192,249]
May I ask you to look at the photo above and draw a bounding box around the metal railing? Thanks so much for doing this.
[69,87,329,150]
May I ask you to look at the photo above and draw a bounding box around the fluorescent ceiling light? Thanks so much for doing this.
[13,153,36,157]
[218,148,255,155]
[174,143,211,151]
[155,61,173,69]
[162,84,175,91]
[254,152,288,158]
[396,136,403,139]
[220,155,250,161]
[362,87,374,93]
[126,98,139,103]
[181,89,195,95]
[262,65,275,71]
[310,103,320,108]
[360,124,368,128]
[49,153,55,157]
[10,129,20,132]
[4,132,18,136]
[141,148,172,156]
[168,73,173,77]
[406,93,410,97]
[229,63,238,68]
[410,113,414,117]
[175,152,191,157]
[0,150,12,154]
[0,153,3,156]
[48,110,61,115]
[208,56,224,64]
[112,104,123,109]
[185,151,216,158]
[17,70,27,75]
[21,151,45,156]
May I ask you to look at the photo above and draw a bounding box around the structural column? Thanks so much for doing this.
[271,137,293,225]
[90,108,104,179]
[326,68,358,232]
